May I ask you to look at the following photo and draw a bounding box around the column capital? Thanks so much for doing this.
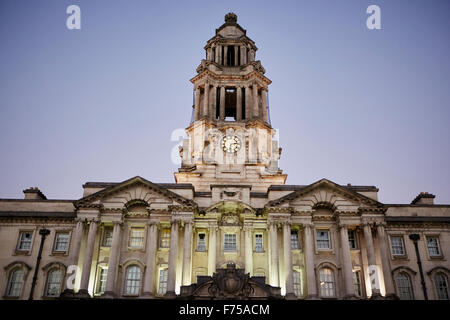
[375,221,387,227]
[338,223,349,231]
[170,218,181,225]
[147,220,159,226]
[302,222,314,229]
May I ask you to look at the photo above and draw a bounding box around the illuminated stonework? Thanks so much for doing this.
[0,14,449,301]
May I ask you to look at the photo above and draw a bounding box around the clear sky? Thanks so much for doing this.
[0,0,449,204]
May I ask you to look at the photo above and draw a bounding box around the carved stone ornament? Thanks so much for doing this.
[207,263,253,299]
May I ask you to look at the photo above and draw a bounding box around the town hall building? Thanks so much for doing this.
[0,13,449,300]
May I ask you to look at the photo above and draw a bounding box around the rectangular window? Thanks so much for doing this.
[197,233,206,252]
[291,231,299,250]
[316,230,331,250]
[426,236,441,257]
[102,228,113,247]
[53,232,70,252]
[224,234,237,252]
[17,232,33,251]
[254,234,264,252]
[293,270,302,296]
[160,228,170,248]
[96,268,108,294]
[129,228,145,249]
[390,236,405,256]
[157,269,168,295]
[353,271,362,296]
[348,230,357,250]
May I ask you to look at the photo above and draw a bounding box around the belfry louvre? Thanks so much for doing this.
[1,13,449,300]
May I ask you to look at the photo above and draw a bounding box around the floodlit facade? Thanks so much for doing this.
[1,13,449,300]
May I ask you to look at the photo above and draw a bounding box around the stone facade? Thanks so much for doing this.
[1,13,449,301]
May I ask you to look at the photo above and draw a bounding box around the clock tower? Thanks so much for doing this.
[175,13,287,192]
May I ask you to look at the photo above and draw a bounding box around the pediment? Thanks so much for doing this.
[267,178,384,213]
[217,25,245,38]
[75,176,196,210]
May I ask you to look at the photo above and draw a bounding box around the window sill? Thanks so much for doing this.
[254,250,265,254]
[51,251,69,256]
[392,255,408,260]
[122,294,140,298]
[127,247,145,252]
[428,255,445,261]
[13,250,31,256]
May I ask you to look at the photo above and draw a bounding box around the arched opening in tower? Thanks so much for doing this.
[225,87,237,121]
[227,45,235,66]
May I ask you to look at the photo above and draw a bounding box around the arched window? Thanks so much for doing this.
[293,270,302,297]
[319,267,335,297]
[45,268,62,297]
[6,268,24,297]
[124,265,141,295]
[434,272,449,300]
[396,272,413,300]
[158,268,168,295]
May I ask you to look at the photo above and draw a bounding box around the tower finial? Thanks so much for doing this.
[225,12,237,24]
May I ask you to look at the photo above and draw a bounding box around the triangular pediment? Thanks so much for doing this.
[75,176,196,209]
[266,178,383,212]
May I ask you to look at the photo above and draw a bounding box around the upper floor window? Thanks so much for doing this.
[224,234,237,252]
[426,236,441,257]
[45,268,62,297]
[158,269,168,295]
[124,265,141,295]
[53,232,70,252]
[396,272,413,300]
[319,267,335,297]
[17,231,33,251]
[434,273,449,300]
[291,231,299,250]
[160,228,170,248]
[390,236,405,256]
[129,228,145,249]
[293,270,302,297]
[6,268,24,297]
[197,233,206,252]
[348,230,357,250]
[254,234,264,252]
[316,230,331,250]
[102,227,113,247]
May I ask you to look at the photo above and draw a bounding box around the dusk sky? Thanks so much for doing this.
[0,0,449,204]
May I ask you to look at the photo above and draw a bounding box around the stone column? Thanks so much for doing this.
[261,88,267,121]
[103,221,122,298]
[244,226,253,275]
[376,222,396,297]
[182,220,193,286]
[224,46,228,66]
[245,85,251,120]
[234,46,238,66]
[215,45,219,63]
[363,222,381,297]
[194,87,200,121]
[283,222,295,298]
[203,83,209,118]
[303,223,317,298]
[219,86,225,121]
[166,219,179,298]
[142,221,158,297]
[79,219,98,296]
[70,218,84,267]
[269,221,280,287]
[218,45,222,65]
[252,83,259,119]
[339,224,356,298]
[210,85,217,120]
[240,45,245,65]
[207,224,217,276]
[236,86,242,121]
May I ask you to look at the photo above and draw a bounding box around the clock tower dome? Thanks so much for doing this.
[175,13,287,192]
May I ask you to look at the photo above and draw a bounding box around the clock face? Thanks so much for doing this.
[222,135,241,153]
